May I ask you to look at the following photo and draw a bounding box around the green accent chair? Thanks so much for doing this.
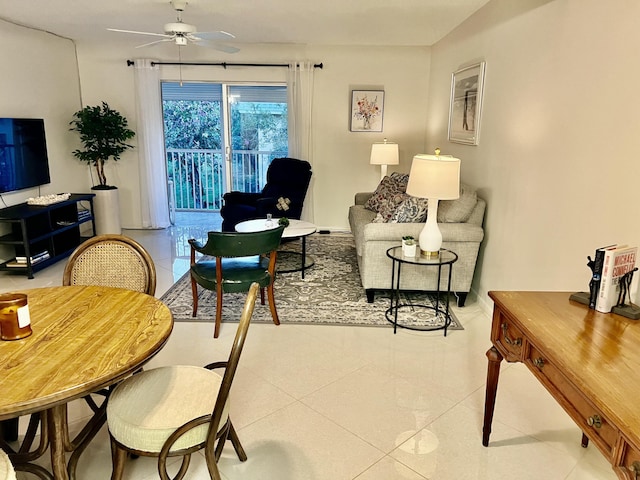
[188,225,285,338]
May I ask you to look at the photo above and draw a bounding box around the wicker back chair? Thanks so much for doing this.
[55,234,157,475]
[63,234,156,295]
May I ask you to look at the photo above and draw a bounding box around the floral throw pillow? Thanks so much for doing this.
[364,176,395,212]
[364,173,408,213]
[390,195,429,223]
[389,171,409,187]
[375,192,408,222]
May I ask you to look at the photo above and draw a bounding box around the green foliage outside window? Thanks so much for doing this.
[163,100,222,149]
[163,99,288,210]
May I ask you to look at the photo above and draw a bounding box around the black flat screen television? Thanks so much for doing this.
[0,118,51,194]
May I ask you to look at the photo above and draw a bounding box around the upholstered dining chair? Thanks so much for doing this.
[188,225,285,338]
[0,449,16,480]
[107,282,259,480]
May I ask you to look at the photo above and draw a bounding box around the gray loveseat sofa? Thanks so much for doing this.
[348,176,485,307]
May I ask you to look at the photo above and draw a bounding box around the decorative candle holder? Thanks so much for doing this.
[0,293,32,340]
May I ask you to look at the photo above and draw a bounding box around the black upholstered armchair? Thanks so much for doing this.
[220,157,312,231]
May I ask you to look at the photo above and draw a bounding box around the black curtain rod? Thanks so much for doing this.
[126,60,323,69]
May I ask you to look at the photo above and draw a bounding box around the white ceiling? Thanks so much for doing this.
[0,0,491,49]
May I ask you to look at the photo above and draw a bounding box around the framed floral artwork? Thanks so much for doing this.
[448,62,486,145]
[350,90,384,132]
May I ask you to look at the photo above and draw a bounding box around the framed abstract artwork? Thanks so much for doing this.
[350,90,384,132]
[448,62,486,145]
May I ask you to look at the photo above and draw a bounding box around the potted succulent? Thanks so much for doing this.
[402,236,417,257]
[70,102,135,234]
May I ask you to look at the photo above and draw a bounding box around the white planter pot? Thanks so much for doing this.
[92,187,122,235]
[402,243,417,257]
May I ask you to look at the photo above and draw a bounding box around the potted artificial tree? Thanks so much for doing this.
[70,102,135,235]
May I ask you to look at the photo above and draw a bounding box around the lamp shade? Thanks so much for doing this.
[406,154,460,200]
[370,141,399,166]
[406,154,461,259]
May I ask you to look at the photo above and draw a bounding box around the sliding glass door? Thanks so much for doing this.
[227,85,288,193]
[161,82,288,214]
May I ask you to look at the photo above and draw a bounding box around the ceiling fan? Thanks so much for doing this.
[107,0,239,53]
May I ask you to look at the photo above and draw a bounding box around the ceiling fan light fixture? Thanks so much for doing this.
[164,22,196,34]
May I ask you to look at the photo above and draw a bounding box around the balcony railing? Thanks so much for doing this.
[166,148,286,212]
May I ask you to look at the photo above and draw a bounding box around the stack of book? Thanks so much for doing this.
[592,244,638,313]
[6,250,51,268]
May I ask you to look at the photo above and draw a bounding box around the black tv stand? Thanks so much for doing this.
[0,193,96,278]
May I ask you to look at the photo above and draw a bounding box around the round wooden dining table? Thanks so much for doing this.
[0,285,174,479]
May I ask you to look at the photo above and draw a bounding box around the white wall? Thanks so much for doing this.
[0,19,87,202]
[309,45,430,230]
[427,0,640,310]
[0,19,87,262]
[74,41,432,230]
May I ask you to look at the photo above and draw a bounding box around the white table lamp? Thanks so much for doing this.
[370,139,399,180]
[406,152,460,258]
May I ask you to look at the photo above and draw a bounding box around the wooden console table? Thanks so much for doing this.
[483,291,640,480]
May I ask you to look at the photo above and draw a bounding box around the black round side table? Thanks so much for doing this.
[385,247,458,336]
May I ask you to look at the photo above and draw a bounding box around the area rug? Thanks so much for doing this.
[160,233,462,330]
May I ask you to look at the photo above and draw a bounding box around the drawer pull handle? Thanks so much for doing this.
[587,415,602,429]
[533,357,545,369]
[628,461,640,479]
[501,323,522,346]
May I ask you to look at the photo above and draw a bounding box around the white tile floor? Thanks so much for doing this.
[1,220,617,479]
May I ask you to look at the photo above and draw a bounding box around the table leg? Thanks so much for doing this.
[48,405,70,480]
[393,261,402,334]
[301,236,307,279]
[435,263,443,335]
[67,399,108,480]
[581,432,589,448]
[482,346,503,447]
[444,262,453,336]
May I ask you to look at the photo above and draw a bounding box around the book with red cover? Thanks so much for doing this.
[596,245,637,313]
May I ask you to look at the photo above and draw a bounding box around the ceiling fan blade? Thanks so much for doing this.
[212,43,240,54]
[192,40,240,53]
[107,28,171,38]
[194,31,235,41]
[135,38,174,48]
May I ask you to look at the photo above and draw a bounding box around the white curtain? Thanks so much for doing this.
[133,59,171,229]
[287,61,315,222]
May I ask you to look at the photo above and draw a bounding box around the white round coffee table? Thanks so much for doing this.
[235,218,317,278]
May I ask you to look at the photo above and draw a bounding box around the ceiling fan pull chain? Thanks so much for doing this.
[178,46,183,87]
